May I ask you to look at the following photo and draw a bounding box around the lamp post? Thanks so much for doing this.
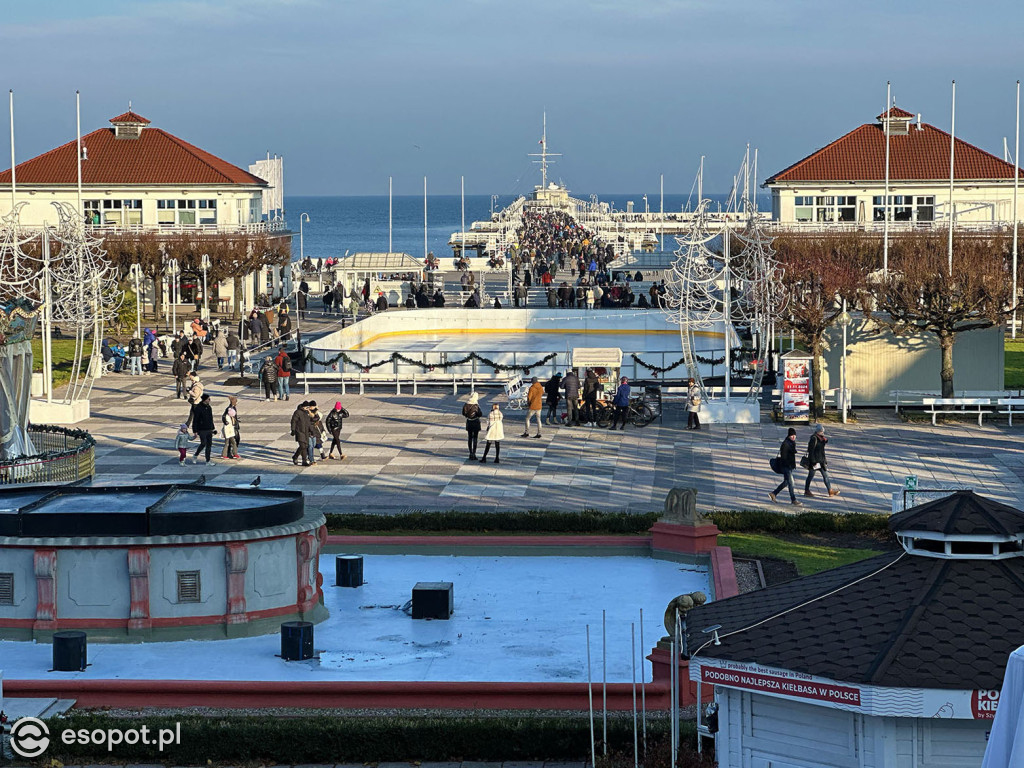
[299,212,310,264]
[167,258,179,336]
[129,263,143,337]
[200,253,211,322]
[291,262,303,352]
[838,300,853,424]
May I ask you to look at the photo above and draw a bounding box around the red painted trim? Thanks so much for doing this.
[3,678,671,711]
[710,545,739,600]
[327,534,652,548]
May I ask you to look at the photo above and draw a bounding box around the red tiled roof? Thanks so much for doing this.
[876,106,915,120]
[767,120,1024,184]
[0,123,266,187]
[109,111,151,124]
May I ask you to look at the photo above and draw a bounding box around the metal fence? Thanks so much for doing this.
[0,425,96,486]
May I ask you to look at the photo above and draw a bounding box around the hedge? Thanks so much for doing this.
[325,508,891,537]
[39,714,690,764]
[327,508,661,534]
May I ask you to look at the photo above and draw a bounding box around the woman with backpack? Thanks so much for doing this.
[260,355,279,401]
[275,345,293,401]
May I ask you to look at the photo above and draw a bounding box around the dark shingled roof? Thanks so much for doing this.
[889,489,1024,537]
[686,492,1024,691]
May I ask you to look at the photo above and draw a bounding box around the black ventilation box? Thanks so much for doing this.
[280,621,314,660]
[412,581,453,620]
[52,630,87,671]
[335,555,364,587]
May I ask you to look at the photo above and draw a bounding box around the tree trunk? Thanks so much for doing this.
[811,335,825,418]
[939,330,955,398]
[152,275,164,327]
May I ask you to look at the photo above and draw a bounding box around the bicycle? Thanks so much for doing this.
[592,396,656,428]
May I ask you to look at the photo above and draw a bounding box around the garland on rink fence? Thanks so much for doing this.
[631,349,753,376]
[303,349,558,374]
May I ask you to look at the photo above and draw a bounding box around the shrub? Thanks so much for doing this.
[708,509,890,536]
[44,713,678,764]
[327,509,660,535]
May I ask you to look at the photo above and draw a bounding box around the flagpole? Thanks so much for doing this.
[9,90,16,279]
[947,80,956,276]
[76,90,82,224]
[1011,80,1019,339]
[388,175,393,253]
[461,175,466,265]
[423,176,428,261]
[883,81,891,275]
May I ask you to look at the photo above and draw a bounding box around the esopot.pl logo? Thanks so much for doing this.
[9,717,51,758]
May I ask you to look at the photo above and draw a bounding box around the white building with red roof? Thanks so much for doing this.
[766,106,1024,229]
[0,110,284,237]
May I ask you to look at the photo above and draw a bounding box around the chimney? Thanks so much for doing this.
[917,114,923,131]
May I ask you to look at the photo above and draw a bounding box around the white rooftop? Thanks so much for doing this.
[0,554,709,683]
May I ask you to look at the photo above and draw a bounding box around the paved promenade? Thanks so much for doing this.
[68,365,1024,516]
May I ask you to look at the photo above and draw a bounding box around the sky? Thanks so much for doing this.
[1,0,1023,197]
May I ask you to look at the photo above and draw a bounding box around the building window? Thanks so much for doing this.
[0,572,13,605]
[794,195,813,223]
[873,195,922,222]
[157,199,176,225]
[916,196,935,222]
[84,200,101,226]
[176,570,201,603]
[198,199,217,225]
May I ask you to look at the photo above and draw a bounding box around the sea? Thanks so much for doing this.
[284,193,771,262]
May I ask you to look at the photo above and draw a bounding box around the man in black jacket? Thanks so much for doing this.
[561,369,581,426]
[290,401,312,466]
[544,373,562,425]
[190,394,216,464]
[769,428,802,506]
[172,353,191,399]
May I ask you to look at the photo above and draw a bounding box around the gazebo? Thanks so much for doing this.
[330,252,424,306]
[686,490,1022,767]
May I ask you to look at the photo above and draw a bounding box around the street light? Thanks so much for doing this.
[291,262,303,352]
[167,257,179,336]
[299,212,310,263]
[838,299,853,424]
[200,253,211,322]
[129,263,143,338]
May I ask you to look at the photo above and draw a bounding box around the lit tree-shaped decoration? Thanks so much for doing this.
[665,199,784,404]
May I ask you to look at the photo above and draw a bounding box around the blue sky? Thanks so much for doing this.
[1,0,1022,196]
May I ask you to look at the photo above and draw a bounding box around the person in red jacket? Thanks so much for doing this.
[274,345,293,401]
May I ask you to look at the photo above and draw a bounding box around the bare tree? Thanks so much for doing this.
[775,232,877,416]
[871,231,1015,398]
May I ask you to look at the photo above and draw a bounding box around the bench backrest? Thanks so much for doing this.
[997,398,1024,406]
[922,397,991,406]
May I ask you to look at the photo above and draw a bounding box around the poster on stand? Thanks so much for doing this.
[781,352,813,422]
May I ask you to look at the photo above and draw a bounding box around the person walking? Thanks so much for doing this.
[307,401,326,463]
[278,306,293,341]
[172,353,191,399]
[260,354,279,401]
[544,372,562,425]
[769,428,802,506]
[610,376,631,430]
[190,393,216,465]
[225,396,242,456]
[522,377,544,438]
[480,403,505,463]
[325,401,351,460]
[562,369,581,426]
[212,331,228,370]
[174,423,191,466]
[221,406,239,460]
[226,330,241,370]
[686,378,702,430]
[275,345,293,401]
[184,372,204,427]
[290,401,312,466]
[461,392,483,460]
[804,424,840,497]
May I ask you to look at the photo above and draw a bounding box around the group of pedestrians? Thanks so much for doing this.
[176,393,242,465]
[289,400,350,466]
[259,345,295,401]
[769,424,839,506]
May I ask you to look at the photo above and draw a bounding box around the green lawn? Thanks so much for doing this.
[31,338,88,389]
[1007,339,1024,389]
[718,532,886,576]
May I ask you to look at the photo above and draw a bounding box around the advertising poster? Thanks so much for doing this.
[782,353,813,421]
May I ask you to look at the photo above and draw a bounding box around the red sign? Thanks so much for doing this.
[701,666,861,707]
[972,689,999,719]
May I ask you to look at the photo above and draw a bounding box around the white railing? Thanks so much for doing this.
[84,220,289,236]
[767,220,1016,233]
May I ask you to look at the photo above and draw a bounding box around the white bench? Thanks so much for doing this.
[922,397,991,426]
[997,398,1024,426]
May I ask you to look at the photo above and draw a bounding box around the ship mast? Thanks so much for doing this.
[528,112,560,189]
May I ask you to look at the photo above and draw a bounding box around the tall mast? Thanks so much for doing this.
[948,80,956,276]
[528,112,560,189]
[76,90,83,228]
[883,81,891,275]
